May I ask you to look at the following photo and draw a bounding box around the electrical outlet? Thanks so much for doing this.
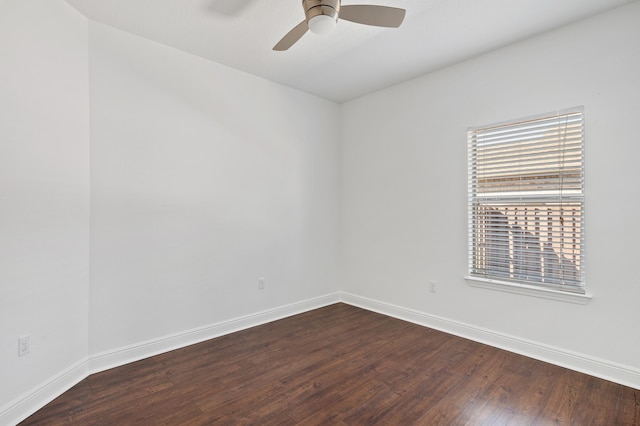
[258,277,265,290]
[430,280,437,293]
[18,334,31,357]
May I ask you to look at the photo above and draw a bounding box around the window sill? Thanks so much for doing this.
[464,276,592,305]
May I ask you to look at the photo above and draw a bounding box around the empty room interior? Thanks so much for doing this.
[2,0,640,424]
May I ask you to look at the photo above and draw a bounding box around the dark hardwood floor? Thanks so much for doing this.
[21,303,639,425]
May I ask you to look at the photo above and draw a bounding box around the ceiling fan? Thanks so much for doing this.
[273,0,406,51]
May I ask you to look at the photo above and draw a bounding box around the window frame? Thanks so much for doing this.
[465,107,591,303]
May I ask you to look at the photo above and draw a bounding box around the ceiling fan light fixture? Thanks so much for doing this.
[303,0,340,35]
[308,13,338,35]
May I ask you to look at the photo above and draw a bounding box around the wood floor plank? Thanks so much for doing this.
[20,303,639,425]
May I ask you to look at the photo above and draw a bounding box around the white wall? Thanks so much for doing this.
[0,0,90,413]
[340,1,640,387]
[1,4,340,422]
[88,23,341,355]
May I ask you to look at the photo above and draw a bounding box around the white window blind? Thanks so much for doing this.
[467,108,585,293]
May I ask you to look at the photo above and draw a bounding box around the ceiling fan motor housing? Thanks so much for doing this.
[303,0,340,34]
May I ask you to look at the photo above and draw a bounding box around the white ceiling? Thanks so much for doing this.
[65,0,633,103]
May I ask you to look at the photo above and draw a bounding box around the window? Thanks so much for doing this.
[467,108,585,295]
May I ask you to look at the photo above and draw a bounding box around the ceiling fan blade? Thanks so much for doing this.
[339,5,406,28]
[273,20,309,51]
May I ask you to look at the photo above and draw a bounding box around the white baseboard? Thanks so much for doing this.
[4,290,637,426]
[88,292,341,374]
[340,291,640,390]
[0,359,88,426]
[0,292,340,426]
